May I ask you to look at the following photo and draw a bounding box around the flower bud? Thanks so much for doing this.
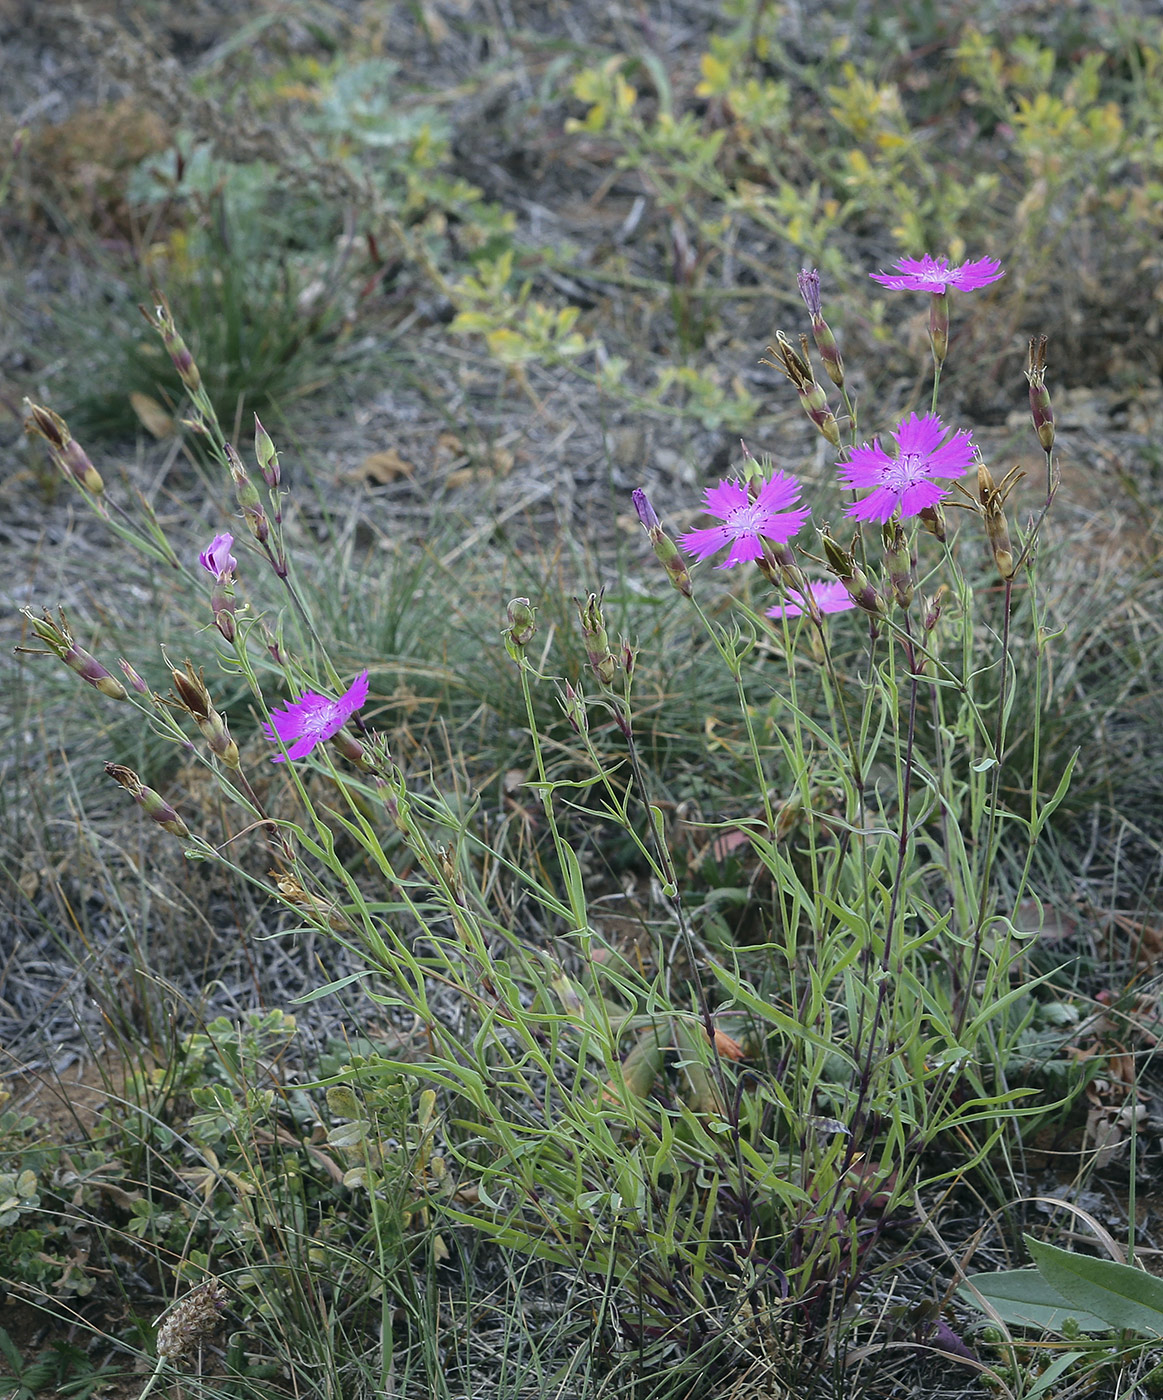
[562,681,588,734]
[575,591,618,686]
[820,530,884,617]
[262,624,288,667]
[763,333,841,447]
[631,488,692,597]
[119,658,150,695]
[105,763,190,838]
[23,401,104,495]
[254,415,281,487]
[19,608,128,700]
[140,297,202,392]
[923,585,948,634]
[972,463,1023,581]
[881,519,914,609]
[170,662,240,768]
[505,597,537,649]
[918,503,946,543]
[797,269,844,389]
[1025,335,1055,454]
[225,444,270,545]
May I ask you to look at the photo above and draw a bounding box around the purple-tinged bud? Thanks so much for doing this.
[621,638,635,679]
[562,681,588,734]
[762,334,841,447]
[505,597,537,650]
[119,658,150,695]
[928,290,949,367]
[575,591,618,686]
[632,488,660,533]
[1025,335,1055,454]
[105,762,190,838]
[261,624,288,667]
[631,488,692,597]
[923,585,948,634]
[881,519,914,609]
[820,531,884,618]
[226,444,270,545]
[140,298,202,392]
[918,503,946,543]
[18,608,128,699]
[170,662,240,768]
[23,401,104,495]
[254,415,281,487]
[797,269,844,389]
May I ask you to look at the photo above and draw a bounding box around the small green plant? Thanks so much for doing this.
[14,236,1125,1394]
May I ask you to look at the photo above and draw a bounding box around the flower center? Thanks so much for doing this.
[884,452,929,490]
[725,503,765,536]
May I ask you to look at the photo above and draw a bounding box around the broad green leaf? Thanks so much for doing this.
[959,1268,1110,1333]
[1026,1236,1163,1337]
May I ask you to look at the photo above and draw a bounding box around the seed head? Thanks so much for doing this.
[155,1279,227,1361]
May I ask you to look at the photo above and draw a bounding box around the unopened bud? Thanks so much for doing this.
[820,531,884,617]
[923,585,948,634]
[119,658,150,695]
[1025,335,1055,454]
[882,519,914,609]
[262,624,288,667]
[505,597,537,649]
[18,608,127,699]
[170,662,240,768]
[140,297,202,392]
[918,503,946,542]
[254,415,281,487]
[562,681,588,734]
[575,591,618,686]
[797,269,844,389]
[105,763,190,838]
[226,444,270,544]
[762,333,841,447]
[973,463,1023,581]
[631,488,692,597]
[23,401,104,494]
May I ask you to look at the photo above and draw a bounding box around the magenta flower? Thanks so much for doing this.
[679,473,810,569]
[838,413,974,523]
[767,581,856,621]
[199,533,237,577]
[869,255,1004,293]
[263,670,370,763]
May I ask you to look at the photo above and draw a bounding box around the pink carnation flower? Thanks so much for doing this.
[838,413,974,523]
[263,670,370,763]
[199,533,237,577]
[679,473,810,569]
[869,254,1004,293]
[767,580,856,620]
